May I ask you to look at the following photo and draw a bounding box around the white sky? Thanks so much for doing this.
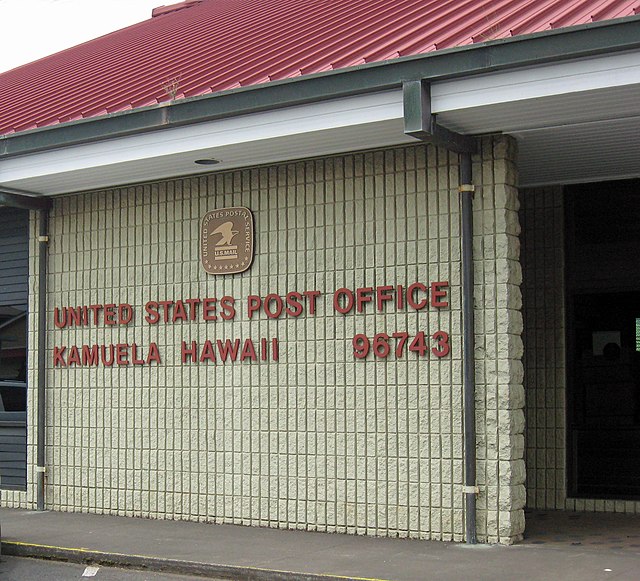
[0,0,166,73]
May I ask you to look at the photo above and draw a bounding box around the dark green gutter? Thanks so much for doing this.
[0,190,52,210]
[2,15,640,158]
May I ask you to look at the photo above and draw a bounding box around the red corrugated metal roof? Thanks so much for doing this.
[0,0,638,136]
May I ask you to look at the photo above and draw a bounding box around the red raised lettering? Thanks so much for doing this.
[285,292,303,317]
[240,339,257,362]
[185,298,201,320]
[172,300,188,322]
[432,331,450,357]
[409,332,428,356]
[376,285,394,311]
[144,302,160,324]
[217,339,240,362]
[333,288,354,314]
[407,283,428,310]
[115,343,129,365]
[181,341,198,364]
[104,304,117,325]
[89,304,103,325]
[199,340,216,363]
[147,343,161,364]
[220,296,236,320]
[352,334,369,359]
[202,298,218,321]
[264,294,283,319]
[67,307,82,327]
[131,343,145,365]
[101,345,115,366]
[158,300,173,323]
[431,281,449,308]
[54,308,67,329]
[392,332,409,357]
[247,295,261,319]
[397,285,405,309]
[81,345,99,366]
[356,287,373,313]
[373,333,391,358]
[53,346,66,366]
[304,290,321,315]
[118,304,133,325]
[67,346,81,366]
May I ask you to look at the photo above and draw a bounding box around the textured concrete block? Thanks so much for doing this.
[6,137,540,543]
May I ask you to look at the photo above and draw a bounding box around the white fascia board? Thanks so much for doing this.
[0,90,403,186]
[431,50,640,112]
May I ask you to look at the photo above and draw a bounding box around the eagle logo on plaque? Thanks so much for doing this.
[201,207,254,274]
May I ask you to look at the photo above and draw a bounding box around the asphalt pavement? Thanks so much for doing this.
[1,508,639,581]
[0,556,208,581]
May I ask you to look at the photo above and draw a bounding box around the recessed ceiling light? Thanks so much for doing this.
[194,158,221,165]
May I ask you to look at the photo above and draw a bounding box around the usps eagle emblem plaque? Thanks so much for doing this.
[201,207,254,274]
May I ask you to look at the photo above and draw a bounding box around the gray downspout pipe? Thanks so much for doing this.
[36,208,49,511]
[460,153,477,544]
[402,78,477,541]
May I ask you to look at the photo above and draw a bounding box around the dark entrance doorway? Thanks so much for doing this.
[566,180,640,499]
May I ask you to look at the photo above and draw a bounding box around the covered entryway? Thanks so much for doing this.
[564,180,640,499]
[436,42,640,519]
[521,179,640,528]
[523,509,640,551]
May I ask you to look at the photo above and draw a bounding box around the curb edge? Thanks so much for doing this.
[1,541,385,581]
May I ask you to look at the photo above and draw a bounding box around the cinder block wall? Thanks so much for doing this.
[520,187,640,514]
[6,137,524,543]
[520,186,566,510]
[473,137,524,541]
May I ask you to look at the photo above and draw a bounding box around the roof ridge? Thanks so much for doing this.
[151,0,204,18]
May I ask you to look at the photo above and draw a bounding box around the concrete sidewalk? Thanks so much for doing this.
[0,508,639,581]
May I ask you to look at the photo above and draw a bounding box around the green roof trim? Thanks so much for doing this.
[2,14,640,159]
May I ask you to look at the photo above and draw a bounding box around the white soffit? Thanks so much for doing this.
[432,50,640,187]
[0,90,409,195]
[431,50,640,116]
[3,49,640,195]
[515,116,640,187]
[6,120,411,195]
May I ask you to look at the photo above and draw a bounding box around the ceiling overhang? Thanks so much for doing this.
[0,91,412,195]
[432,49,640,187]
[1,33,640,195]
